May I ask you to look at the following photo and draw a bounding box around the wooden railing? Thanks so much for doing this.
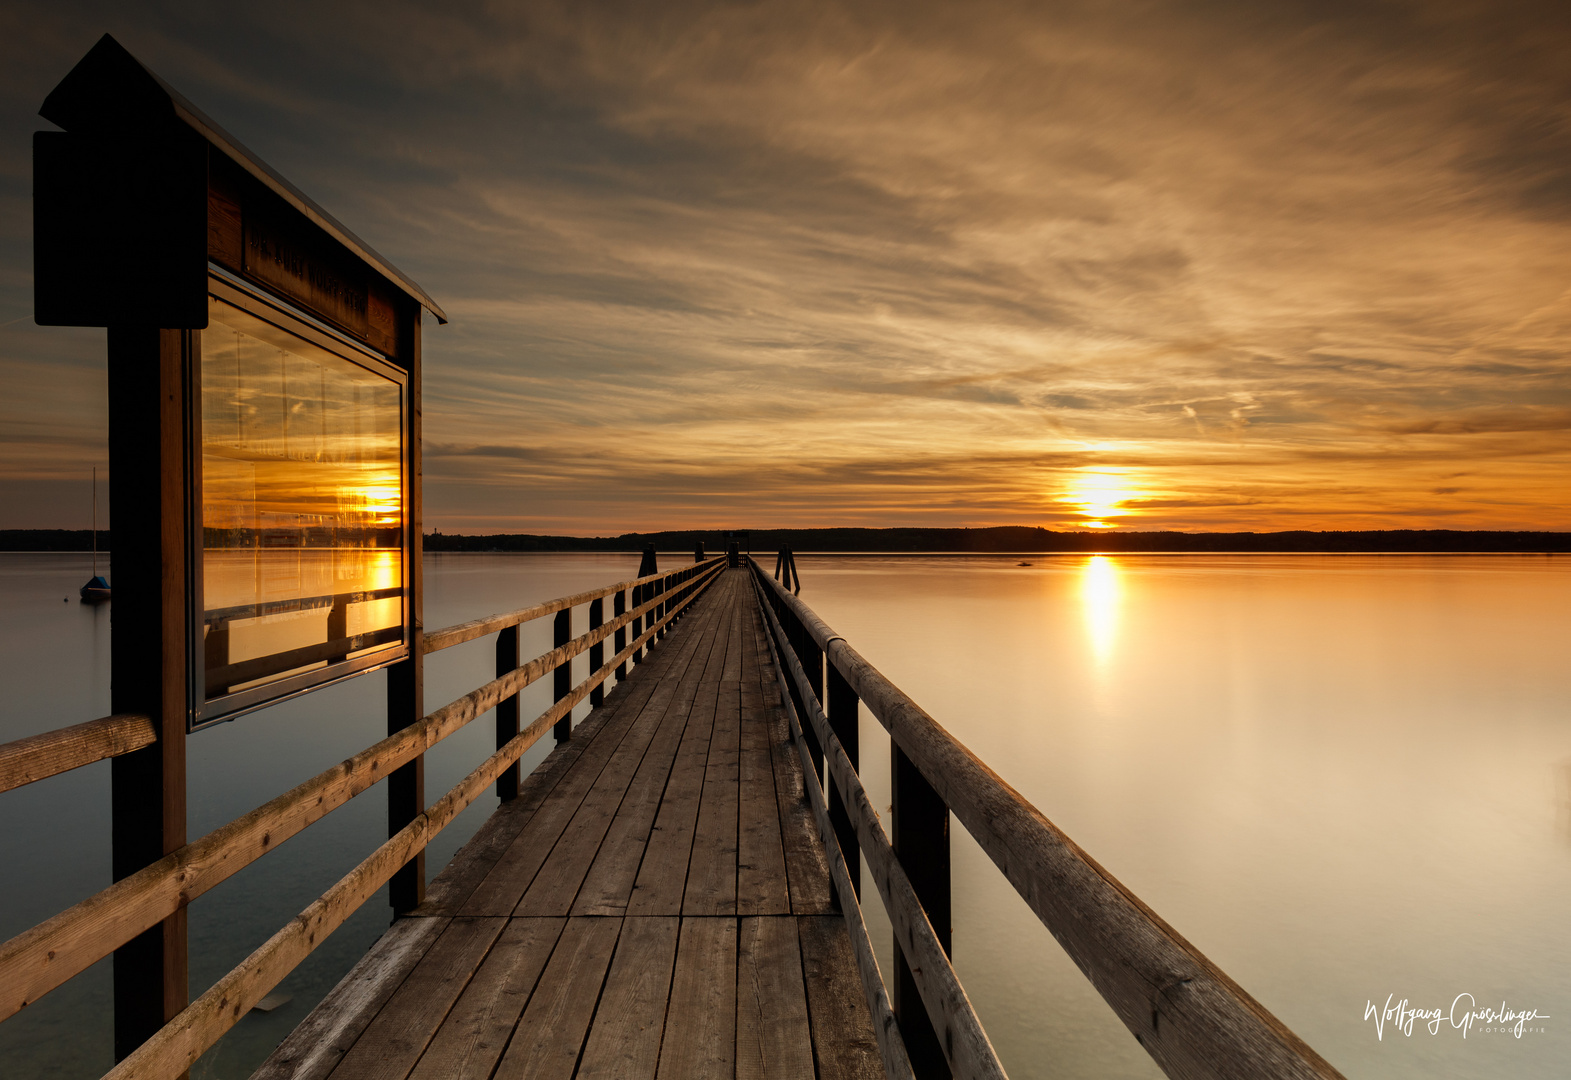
[0,713,157,795]
[749,559,1346,1080]
[0,555,725,1079]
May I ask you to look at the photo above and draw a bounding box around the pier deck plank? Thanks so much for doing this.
[254,569,883,1080]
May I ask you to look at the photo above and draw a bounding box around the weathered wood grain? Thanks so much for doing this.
[682,595,743,917]
[252,916,450,1080]
[736,607,790,917]
[326,917,505,1080]
[456,655,672,916]
[625,589,732,917]
[419,702,621,917]
[514,602,711,916]
[490,917,621,1080]
[405,917,565,1080]
[655,917,737,1080]
[573,597,727,915]
[736,916,814,1080]
[800,916,888,1080]
[576,916,681,1079]
[0,713,155,795]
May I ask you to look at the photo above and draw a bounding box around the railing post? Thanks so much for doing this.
[631,580,644,664]
[107,326,190,1062]
[615,588,628,678]
[827,661,860,903]
[792,610,825,780]
[637,544,658,660]
[892,744,952,1080]
[553,608,572,741]
[495,624,520,800]
[803,626,823,705]
[386,651,425,913]
[656,573,667,640]
[589,598,605,707]
[387,312,426,916]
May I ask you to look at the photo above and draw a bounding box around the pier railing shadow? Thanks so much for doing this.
[749,558,1345,1080]
[0,556,725,1078]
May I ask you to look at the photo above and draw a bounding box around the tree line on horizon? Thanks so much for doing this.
[5,526,1567,554]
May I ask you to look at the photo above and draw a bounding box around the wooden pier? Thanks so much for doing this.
[255,568,881,1079]
[10,37,1351,1080]
[0,554,1349,1080]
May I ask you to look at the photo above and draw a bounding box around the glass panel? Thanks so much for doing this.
[201,295,404,700]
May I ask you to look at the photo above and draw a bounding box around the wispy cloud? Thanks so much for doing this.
[1,0,1567,530]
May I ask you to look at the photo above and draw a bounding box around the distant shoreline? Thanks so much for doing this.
[9,526,1564,554]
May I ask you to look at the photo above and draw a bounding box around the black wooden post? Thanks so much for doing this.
[791,612,825,780]
[553,608,571,741]
[495,624,520,800]
[827,662,860,902]
[637,545,658,660]
[657,572,669,638]
[108,326,190,1061]
[892,744,952,1080]
[803,632,824,706]
[589,597,604,707]
[387,314,425,915]
[614,588,628,678]
[631,580,644,665]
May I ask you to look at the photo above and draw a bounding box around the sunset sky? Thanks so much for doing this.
[2,1,1568,534]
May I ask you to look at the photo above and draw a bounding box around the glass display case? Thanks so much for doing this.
[195,276,409,724]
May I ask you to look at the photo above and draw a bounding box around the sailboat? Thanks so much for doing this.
[80,466,110,602]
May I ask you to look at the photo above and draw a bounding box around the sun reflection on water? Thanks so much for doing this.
[1079,555,1122,669]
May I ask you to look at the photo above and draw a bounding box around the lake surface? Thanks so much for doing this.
[1,552,1567,1078]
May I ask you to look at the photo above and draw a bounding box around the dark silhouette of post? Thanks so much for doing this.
[495,624,520,800]
[387,315,425,914]
[553,608,571,741]
[827,663,860,904]
[107,327,190,1062]
[893,746,952,1079]
[637,544,658,660]
[588,597,605,707]
[614,588,628,678]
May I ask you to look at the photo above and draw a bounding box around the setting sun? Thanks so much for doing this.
[1058,468,1142,528]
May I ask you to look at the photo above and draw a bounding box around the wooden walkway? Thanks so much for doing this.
[256,569,884,1080]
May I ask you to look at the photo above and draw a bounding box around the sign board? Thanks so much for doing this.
[34,34,445,728]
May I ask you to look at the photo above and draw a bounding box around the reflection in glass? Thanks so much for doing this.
[201,297,404,702]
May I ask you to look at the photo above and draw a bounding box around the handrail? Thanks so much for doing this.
[753,574,989,1080]
[104,586,705,1079]
[0,561,718,799]
[0,714,156,795]
[422,564,690,654]
[0,558,724,1031]
[751,560,1344,1080]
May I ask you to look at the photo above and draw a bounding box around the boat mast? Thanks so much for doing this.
[91,465,97,579]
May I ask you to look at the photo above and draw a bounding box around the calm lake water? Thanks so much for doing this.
[1,552,1567,1079]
